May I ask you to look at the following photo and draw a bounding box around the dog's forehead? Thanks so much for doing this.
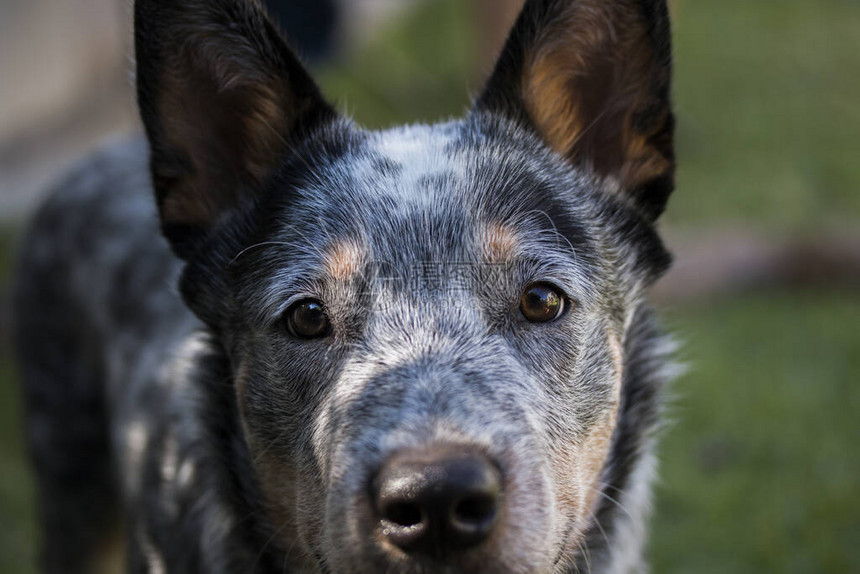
[370,124,460,186]
[255,119,602,310]
[336,123,472,223]
[313,122,591,254]
[262,121,603,302]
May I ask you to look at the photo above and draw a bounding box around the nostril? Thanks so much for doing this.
[383,501,423,528]
[379,500,427,549]
[452,493,497,529]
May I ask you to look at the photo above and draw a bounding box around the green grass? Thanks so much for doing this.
[668,0,860,229]
[0,227,36,573]
[0,354,35,574]
[653,292,860,573]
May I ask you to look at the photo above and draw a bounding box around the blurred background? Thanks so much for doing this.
[0,0,857,572]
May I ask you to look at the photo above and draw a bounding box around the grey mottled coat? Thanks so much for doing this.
[14,0,678,572]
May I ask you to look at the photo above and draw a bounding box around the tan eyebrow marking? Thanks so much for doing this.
[324,239,364,281]
[481,221,520,264]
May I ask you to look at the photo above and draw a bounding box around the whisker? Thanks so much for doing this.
[252,514,294,573]
[524,208,579,262]
[588,484,635,523]
[228,241,295,267]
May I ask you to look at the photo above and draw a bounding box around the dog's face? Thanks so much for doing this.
[135,1,674,572]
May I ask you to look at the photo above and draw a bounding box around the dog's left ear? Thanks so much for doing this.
[135,0,336,257]
[477,0,675,220]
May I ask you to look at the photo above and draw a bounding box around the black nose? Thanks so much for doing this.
[372,448,502,555]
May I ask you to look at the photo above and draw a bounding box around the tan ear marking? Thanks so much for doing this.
[136,0,336,256]
[619,126,673,190]
[155,62,290,227]
[516,1,672,195]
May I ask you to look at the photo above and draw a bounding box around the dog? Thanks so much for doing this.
[13,0,677,572]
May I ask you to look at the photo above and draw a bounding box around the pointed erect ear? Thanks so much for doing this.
[135,0,336,257]
[477,0,675,220]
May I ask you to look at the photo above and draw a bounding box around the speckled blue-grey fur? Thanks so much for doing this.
[14,0,678,573]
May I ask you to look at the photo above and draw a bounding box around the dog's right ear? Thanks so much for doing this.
[135,0,336,258]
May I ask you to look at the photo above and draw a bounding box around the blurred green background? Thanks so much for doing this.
[1,0,858,572]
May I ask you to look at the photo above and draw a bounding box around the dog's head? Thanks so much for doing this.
[135,0,674,572]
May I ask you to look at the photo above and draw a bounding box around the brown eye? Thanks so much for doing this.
[520,283,566,323]
[285,299,330,339]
